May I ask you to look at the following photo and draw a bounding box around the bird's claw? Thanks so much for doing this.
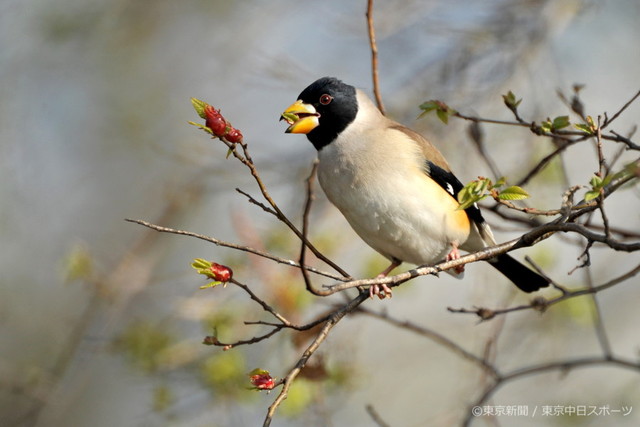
[369,282,393,299]
[446,244,465,274]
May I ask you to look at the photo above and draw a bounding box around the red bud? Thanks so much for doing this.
[203,104,220,120]
[209,262,233,283]
[225,128,243,143]
[249,372,275,390]
[207,116,228,137]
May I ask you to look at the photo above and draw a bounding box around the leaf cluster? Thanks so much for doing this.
[457,177,529,210]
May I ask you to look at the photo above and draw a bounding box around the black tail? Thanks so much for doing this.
[489,254,549,293]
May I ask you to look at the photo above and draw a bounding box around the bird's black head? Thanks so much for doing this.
[281,77,358,150]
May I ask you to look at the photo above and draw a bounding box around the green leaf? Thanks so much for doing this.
[502,91,522,108]
[589,175,603,188]
[552,115,570,130]
[498,185,530,201]
[539,116,570,133]
[418,100,456,124]
[458,194,487,210]
[200,281,222,290]
[281,111,299,124]
[436,109,449,124]
[574,115,596,134]
[418,100,440,113]
[191,98,208,119]
[494,177,507,188]
[478,179,490,193]
[457,185,470,203]
[585,172,613,201]
[192,258,216,280]
[457,177,493,210]
[188,121,213,135]
[584,190,600,201]
[574,123,592,134]
[192,258,211,270]
[624,161,640,177]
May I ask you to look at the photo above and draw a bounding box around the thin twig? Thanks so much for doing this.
[299,160,335,296]
[366,404,391,427]
[448,262,640,319]
[356,306,499,378]
[366,0,385,114]
[330,216,640,297]
[235,188,277,215]
[263,291,370,426]
[323,226,556,295]
[516,135,590,186]
[609,130,640,150]
[584,269,613,359]
[231,279,291,326]
[230,140,350,278]
[124,218,346,281]
[462,356,640,427]
[602,88,640,129]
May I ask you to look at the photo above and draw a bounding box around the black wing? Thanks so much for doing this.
[426,161,485,225]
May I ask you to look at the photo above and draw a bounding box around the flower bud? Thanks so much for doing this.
[248,369,275,390]
[225,128,243,143]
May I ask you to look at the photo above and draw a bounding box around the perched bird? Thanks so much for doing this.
[281,77,549,298]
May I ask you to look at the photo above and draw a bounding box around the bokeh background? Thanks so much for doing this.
[2,0,639,426]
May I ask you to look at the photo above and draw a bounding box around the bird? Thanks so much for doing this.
[280,77,549,298]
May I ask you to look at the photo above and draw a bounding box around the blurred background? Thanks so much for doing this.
[2,0,639,426]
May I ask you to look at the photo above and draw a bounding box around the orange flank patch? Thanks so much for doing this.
[418,171,471,237]
[450,205,470,233]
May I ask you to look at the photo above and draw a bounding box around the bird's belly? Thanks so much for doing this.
[318,161,470,266]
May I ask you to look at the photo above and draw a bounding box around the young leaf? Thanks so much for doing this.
[248,368,271,377]
[436,109,449,124]
[200,281,223,289]
[457,193,487,211]
[552,115,570,130]
[418,100,456,124]
[498,185,530,201]
[584,190,601,202]
[191,98,208,119]
[574,116,596,134]
[188,120,213,135]
[281,111,300,125]
[457,177,492,210]
[502,91,522,109]
[589,175,603,188]
[418,100,440,114]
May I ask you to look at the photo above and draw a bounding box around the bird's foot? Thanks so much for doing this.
[369,278,393,300]
[369,259,401,299]
[446,243,465,274]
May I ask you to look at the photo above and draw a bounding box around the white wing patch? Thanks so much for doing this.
[446,182,455,196]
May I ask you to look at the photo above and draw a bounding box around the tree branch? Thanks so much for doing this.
[366,0,385,114]
[263,291,370,426]
[462,356,640,427]
[124,218,346,281]
[448,262,640,320]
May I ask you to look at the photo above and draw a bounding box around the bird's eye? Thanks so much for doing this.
[319,94,333,105]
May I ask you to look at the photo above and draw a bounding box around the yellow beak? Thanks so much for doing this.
[281,100,320,134]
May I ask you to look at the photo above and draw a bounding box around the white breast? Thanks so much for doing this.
[316,92,471,266]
